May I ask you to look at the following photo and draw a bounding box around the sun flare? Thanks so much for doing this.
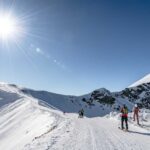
[0,14,19,39]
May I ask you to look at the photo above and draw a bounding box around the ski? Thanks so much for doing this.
[118,127,129,132]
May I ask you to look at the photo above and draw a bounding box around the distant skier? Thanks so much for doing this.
[117,105,121,111]
[133,104,140,125]
[120,104,128,131]
[78,109,84,118]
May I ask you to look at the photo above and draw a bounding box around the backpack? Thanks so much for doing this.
[121,107,128,114]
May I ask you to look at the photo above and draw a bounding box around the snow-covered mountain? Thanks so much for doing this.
[0,84,113,117]
[0,84,66,150]
[0,83,150,150]
[20,83,150,113]
[0,80,150,118]
[129,74,150,88]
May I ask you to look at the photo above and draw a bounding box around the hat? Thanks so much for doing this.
[135,104,137,107]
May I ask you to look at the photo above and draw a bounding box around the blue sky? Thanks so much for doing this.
[0,0,150,95]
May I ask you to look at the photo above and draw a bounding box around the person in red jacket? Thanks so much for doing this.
[120,104,128,130]
[133,104,140,125]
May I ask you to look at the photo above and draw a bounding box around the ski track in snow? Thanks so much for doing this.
[26,114,150,150]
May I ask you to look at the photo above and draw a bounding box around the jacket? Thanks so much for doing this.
[120,107,128,117]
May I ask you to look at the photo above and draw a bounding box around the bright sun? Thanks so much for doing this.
[0,14,18,39]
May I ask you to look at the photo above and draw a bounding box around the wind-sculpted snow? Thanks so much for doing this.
[0,90,21,107]
[0,97,65,150]
[0,83,23,107]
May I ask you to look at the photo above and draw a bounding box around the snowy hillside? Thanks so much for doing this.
[1,82,150,118]
[1,100,150,150]
[18,87,115,117]
[120,83,150,109]
[129,74,150,88]
[0,83,150,150]
[0,83,22,107]
[0,88,66,150]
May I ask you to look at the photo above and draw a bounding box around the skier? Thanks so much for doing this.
[120,104,128,131]
[78,109,84,118]
[133,104,140,125]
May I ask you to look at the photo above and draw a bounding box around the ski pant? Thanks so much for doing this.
[121,116,128,130]
[133,113,139,124]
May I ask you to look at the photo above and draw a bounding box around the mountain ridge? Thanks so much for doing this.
[129,74,150,88]
[0,78,150,118]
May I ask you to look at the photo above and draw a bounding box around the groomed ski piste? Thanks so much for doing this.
[0,83,150,150]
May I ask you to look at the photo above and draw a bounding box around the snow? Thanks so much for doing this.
[25,114,150,150]
[0,83,24,108]
[1,98,150,150]
[0,83,150,150]
[20,87,113,117]
[129,74,150,88]
[0,97,65,150]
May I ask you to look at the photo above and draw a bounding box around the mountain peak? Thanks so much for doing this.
[129,74,150,88]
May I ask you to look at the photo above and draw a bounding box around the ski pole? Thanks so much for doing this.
[141,112,144,126]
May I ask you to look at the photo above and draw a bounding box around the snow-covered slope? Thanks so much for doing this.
[0,83,113,117]
[1,100,150,150]
[20,87,114,117]
[0,83,22,107]
[0,83,150,150]
[23,114,150,150]
[0,93,66,150]
[129,74,150,88]
[1,82,149,118]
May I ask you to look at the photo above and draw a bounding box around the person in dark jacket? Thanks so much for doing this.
[78,109,84,118]
[120,104,128,130]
